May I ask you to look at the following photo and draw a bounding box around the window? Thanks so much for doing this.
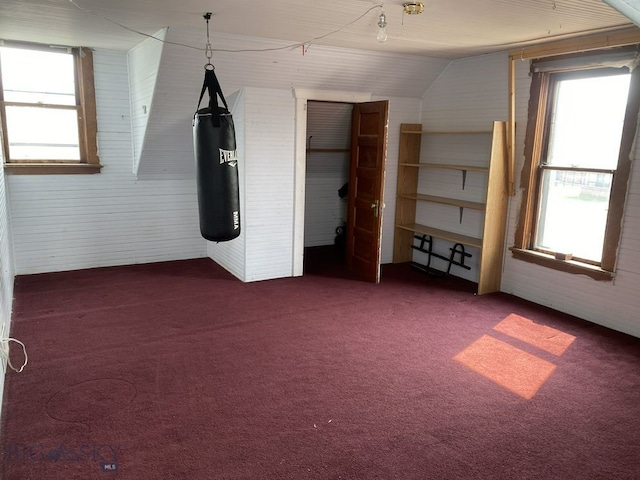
[512,47,640,280]
[0,42,101,174]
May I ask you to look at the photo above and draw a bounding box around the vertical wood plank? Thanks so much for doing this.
[393,124,421,263]
[507,57,516,197]
[478,121,508,295]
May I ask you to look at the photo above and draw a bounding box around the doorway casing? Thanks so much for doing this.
[292,88,372,276]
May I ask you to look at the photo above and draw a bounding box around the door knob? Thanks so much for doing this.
[371,200,380,218]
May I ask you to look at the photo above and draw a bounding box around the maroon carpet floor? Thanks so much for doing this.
[2,250,640,479]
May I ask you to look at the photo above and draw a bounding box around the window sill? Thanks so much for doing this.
[510,247,614,281]
[4,163,103,175]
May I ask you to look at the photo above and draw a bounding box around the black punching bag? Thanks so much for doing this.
[193,67,241,242]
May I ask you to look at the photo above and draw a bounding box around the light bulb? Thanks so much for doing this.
[377,27,388,43]
[377,12,388,43]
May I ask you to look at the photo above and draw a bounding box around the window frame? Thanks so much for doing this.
[0,42,102,175]
[511,48,640,281]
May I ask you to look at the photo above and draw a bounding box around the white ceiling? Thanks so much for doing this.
[0,0,635,59]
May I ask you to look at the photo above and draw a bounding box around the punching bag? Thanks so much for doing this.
[193,67,241,242]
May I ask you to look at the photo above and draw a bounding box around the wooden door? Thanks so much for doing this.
[346,100,389,283]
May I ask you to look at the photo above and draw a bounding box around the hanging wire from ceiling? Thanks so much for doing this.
[203,12,213,68]
[68,0,383,54]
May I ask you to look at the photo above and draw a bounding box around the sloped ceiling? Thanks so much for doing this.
[0,0,634,59]
[134,28,452,178]
[604,0,640,26]
[1,0,637,178]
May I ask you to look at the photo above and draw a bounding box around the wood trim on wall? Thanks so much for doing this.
[4,163,102,175]
[506,27,640,198]
[513,73,548,250]
[507,58,516,196]
[291,88,372,277]
[508,27,640,61]
[1,44,102,175]
[510,247,614,281]
[76,47,100,167]
[511,42,640,280]
[601,67,640,271]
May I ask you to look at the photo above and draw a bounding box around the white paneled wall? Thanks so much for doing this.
[422,51,640,338]
[419,53,509,283]
[5,30,444,281]
[304,155,350,247]
[413,133,493,282]
[210,87,297,282]
[304,101,352,247]
[207,90,247,280]
[128,29,166,175]
[243,88,296,281]
[0,131,15,416]
[133,28,449,178]
[421,54,509,131]
[373,95,424,265]
[7,50,206,275]
[134,32,200,179]
[209,91,422,281]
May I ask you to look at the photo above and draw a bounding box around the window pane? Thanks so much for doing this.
[0,47,76,106]
[5,106,80,161]
[535,169,612,262]
[547,73,630,169]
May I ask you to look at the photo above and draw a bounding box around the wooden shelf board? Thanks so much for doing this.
[395,121,508,295]
[398,193,485,210]
[396,223,483,249]
[399,163,489,173]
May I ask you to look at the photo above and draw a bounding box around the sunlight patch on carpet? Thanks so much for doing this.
[493,314,576,356]
[454,335,557,399]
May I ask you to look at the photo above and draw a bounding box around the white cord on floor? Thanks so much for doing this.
[1,338,28,373]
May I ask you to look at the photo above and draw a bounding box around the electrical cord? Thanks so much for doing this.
[68,0,384,54]
[1,338,28,373]
[63,1,636,61]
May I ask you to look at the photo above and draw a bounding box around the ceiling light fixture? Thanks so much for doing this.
[377,11,388,43]
[403,2,425,15]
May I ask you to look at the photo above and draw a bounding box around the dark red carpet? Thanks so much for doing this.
[2,248,640,479]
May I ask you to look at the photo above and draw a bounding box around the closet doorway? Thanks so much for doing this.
[303,101,353,274]
[303,100,389,282]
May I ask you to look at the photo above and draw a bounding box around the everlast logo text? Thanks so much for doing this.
[219,149,238,165]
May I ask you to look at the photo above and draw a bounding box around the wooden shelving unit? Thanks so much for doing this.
[393,121,508,294]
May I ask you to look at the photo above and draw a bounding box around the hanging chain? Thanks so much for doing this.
[203,12,214,69]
